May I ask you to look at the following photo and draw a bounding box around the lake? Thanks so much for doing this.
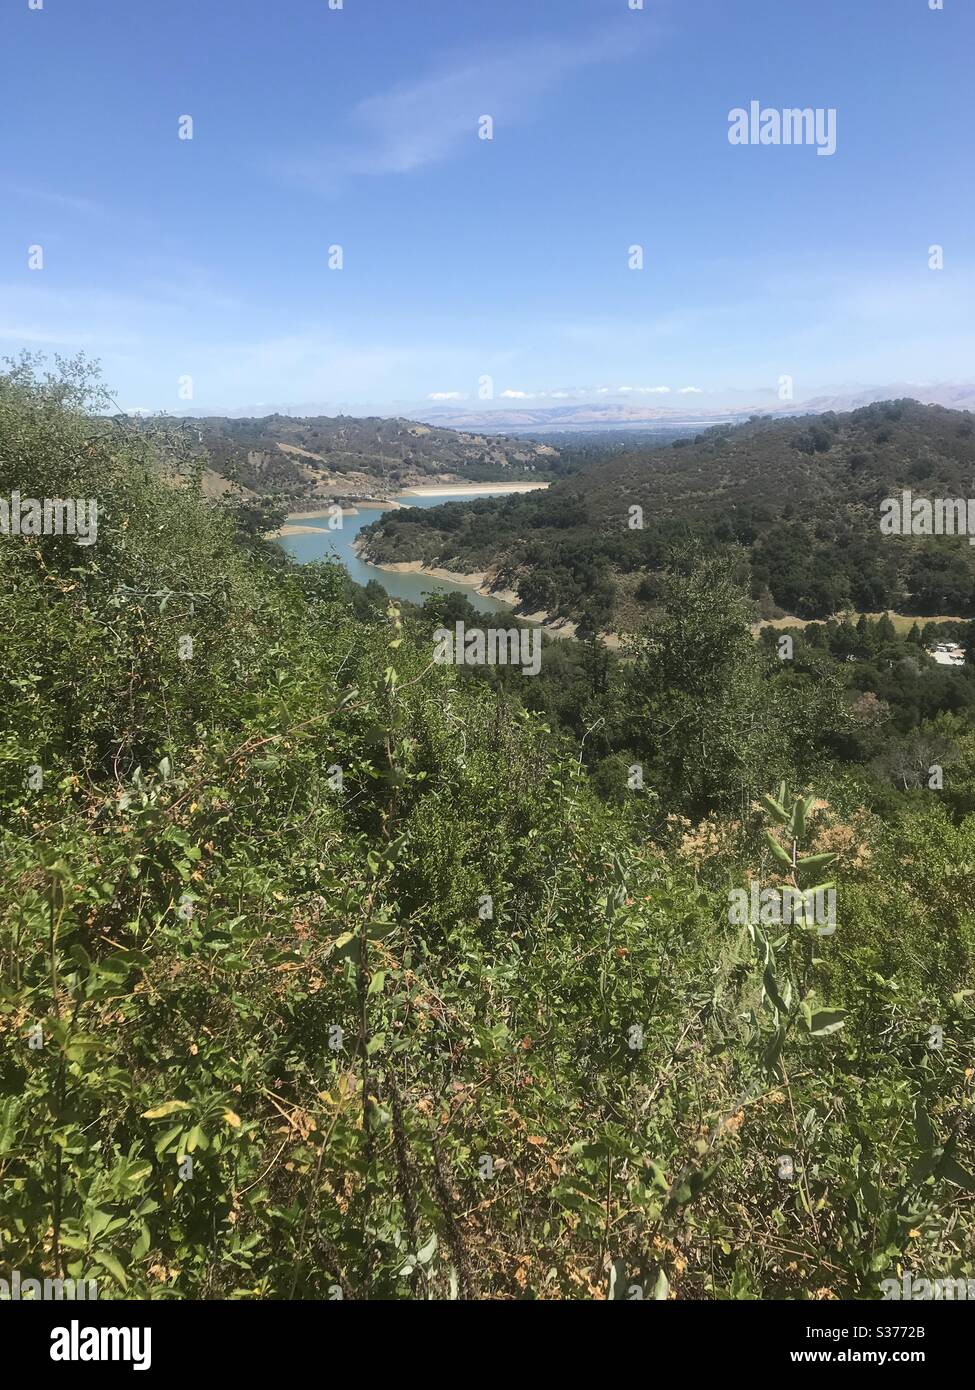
[274,487,541,612]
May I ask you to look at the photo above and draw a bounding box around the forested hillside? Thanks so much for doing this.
[136,412,560,506]
[2,363,973,1302]
[358,401,975,630]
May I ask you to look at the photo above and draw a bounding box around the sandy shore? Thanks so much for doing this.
[273,523,335,537]
[278,497,405,525]
[397,482,549,498]
[270,504,360,539]
[286,505,358,520]
[348,545,485,587]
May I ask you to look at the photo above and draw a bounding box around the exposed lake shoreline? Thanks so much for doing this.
[349,538,579,640]
[271,501,385,537]
[397,481,550,497]
[271,481,548,538]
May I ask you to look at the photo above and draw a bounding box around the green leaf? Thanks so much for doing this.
[764,830,793,872]
[939,1155,975,1192]
[762,962,790,1015]
[762,1023,787,1075]
[800,881,835,899]
[184,1124,208,1153]
[366,920,395,941]
[417,1233,438,1265]
[913,1101,936,1151]
[760,795,790,826]
[93,1252,128,1290]
[86,1209,113,1238]
[65,1035,108,1062]
[155,1123,185,1156]
[796,852,838,882]
[58,1234,89,1252]
[804,1006,848,1037]
[142,1100,191,1120]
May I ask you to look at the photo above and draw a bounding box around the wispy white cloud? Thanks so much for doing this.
[279,27,645,191]
[1,182,103,216]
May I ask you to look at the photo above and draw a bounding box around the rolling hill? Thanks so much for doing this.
[357,399,975,629]
[138,412,561,506]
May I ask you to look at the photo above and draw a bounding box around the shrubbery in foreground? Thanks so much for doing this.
[1,364,973,1299]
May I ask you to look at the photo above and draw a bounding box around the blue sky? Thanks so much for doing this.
[1,0,973,415]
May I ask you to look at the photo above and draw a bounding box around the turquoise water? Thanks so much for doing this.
[275,490,516,612]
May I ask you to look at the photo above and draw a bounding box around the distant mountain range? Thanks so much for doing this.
[800,383,975,414]
[413,383,975,434]
[136,382,975,436]
[415,403,735,432]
